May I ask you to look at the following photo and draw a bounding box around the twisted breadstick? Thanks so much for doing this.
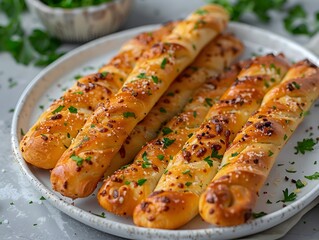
[104,34,244,177]
[20,23,176,169]
[199,60,319,226]
[98,40,243,216]
[51,5,229,198]
[133,54,290,229]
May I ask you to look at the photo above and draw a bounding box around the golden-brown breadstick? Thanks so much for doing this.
[51,5,229,199]
[199,60,319,226]
[98,60,243,216]
[104,33,244,177]
[133,54,290,229]
[20,23,176,169]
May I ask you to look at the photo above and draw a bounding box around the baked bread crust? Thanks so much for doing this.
[103,34,244,177]
[199,60,319,226]
[133,54,290,229]
[50,5,229,198]
[97,42,243,216]
[20,23,176,169]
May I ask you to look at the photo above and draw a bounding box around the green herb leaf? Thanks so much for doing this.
[161,58,168,69]
[205,98,213,107]
[159,107,167,113]
[157,155,164,160]
[137,178,147,186]
[305,172,319,180]
[252,211,267,219]
[137,72,147,79]
[292,81,300,89]
[162,127,173,136]
[71,153,84,167]
[211,148,223,160]
[162,137,175,148]
[68,106,77,114]
[281,188,297,202]
[123,112,136,118]
[52,105,64,114]
[294,138,316,154]
[185,182,192,187]
[151,75,159,84]
[231,152,239,157]
[296,179,305,189]
[204,156,213,167]
[195,9,209,15]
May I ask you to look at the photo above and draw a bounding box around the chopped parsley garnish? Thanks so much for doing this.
[141,151,151,168]
[204,156,213,167]
[142,151,148,162]
[281,188,297,202]
[137,179,147,186]
[296,179,305,188]
[151,75,159,84]
[285,169,297,173]
[68,106,77,113]
[162,127,173,136]
[195,9,208,15]
[92,212,106,218]
[185,182,192,187]
[123,112,136,118]
[268,150,274,157]
[20,128,25,136]
[73,91,83,95]
[182,169,191,176]
[39,196,46,200]
[162,137,175,148]
[231,152,239,157]
[284,134,288,141]
[211,148,223,160]
[161,58,168,69]
[305,172,319,180]
[67,133,71,138]
[252,212,267,218]
[292,81,300,89]
[71,153,84,166]
[205,98,213,107]
[188,133,193,138]
[137,72,147,79]
[159,107,167,113]
[193,111,197,118]
[90,124,95,128]
[124,181,131,185]
[294,138,316,154]
[52,105,64,114]
[120,164,129,170]
[101,71,108,78]
[74,74,82,80]
[157,155,164,160]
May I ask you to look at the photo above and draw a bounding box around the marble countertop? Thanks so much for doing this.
[1,0,319,239]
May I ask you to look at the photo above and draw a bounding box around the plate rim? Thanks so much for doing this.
[11,22,319,240]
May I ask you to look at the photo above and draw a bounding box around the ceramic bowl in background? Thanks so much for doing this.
[25,0,132,42]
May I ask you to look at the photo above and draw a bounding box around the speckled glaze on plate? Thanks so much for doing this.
[11,23,319,240]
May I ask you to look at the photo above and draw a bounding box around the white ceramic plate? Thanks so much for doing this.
[11,23,319,240]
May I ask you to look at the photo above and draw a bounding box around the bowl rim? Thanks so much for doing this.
[26,0,127,13]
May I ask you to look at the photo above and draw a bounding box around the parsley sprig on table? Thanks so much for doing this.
[0,0,64,66]
[207,0,319,36]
